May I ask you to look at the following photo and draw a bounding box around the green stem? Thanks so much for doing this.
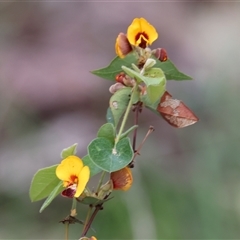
[81,204,103,238]
[96,171,106,194]
[71,198,77,213]
[65,223,69,240]
[82,205,93,235]
[115,85,137,145]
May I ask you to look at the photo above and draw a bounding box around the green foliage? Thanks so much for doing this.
[61,143,78,159]
[39,181,64,213]
[153,56,193,80]
[109,87,131,128]
[28,17,196,240]
[29,165,61,202]
[88,137,133,172]
[97,123,116,143]
[120,125,138,139]
[91,52,192,81]
[106,107,115,125]
[82,155,102,177]
[91,52,138,80]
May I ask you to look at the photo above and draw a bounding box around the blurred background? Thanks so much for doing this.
[1,2,240,239]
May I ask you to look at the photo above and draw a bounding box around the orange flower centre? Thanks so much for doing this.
[63,175,78,187]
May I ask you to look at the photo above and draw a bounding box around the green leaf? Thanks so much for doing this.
[120,125,138,139]
[132,88,140,104]
[109,87,131,128]
[97,123,115,143]
[61,143,78,159]
[106,107,115,125]
[88,137,133,172]
[143,68,165,84]
[82,155,102,177]
[39,181,64,213]
[91,52,138,81]
[153,57,193,80]
[29,165,60,202]
[146,81,166,104]
[121,66,146,83]
[122,66,165,87]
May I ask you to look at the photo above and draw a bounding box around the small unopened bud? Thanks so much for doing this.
[152,48,168,62]
[115,72,136,87]
[98,181,112,199]
[143,58,156,70]
[109,82,125,94]
[115,33,132,58]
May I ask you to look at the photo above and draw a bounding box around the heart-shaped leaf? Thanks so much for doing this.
[88,137,133,172]
[97,123,115,143]
[82,155,102,177]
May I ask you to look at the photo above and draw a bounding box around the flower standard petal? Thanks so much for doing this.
[74,165,90,197]
[56,156,84,182]
[127,18,158,47]
[127,18,142,46]
[138,18,158,45]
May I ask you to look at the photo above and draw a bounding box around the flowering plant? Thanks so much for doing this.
[29,17,198,240]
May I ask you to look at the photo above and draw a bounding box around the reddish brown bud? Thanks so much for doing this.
[157,91,199,128]
[110,167,133,191]
[153,48,168,62]
[115,72,126,84]
[115,33,132,58]
[109,82,125,94]
[115,72,136,87]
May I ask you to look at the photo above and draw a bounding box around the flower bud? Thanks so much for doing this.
[110,167,133,191]
[143,58,156,70]
[115,33,132,58]
[109,82,125,94]
[152,48,168,62]
[115,72,136,87]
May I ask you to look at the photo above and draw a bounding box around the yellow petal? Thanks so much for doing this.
[127,18,142,46]
[127,18,158,46]
[74,165,90,197]
[89,237,97,240]
[56,156,83,182]
[138,18,158,45]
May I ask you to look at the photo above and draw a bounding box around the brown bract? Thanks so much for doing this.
[157,91,199,128]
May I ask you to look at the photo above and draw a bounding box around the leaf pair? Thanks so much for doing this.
[91,52,192,81]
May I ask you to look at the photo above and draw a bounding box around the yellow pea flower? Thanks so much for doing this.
[127,17,158,48]
[56,156,90,198]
